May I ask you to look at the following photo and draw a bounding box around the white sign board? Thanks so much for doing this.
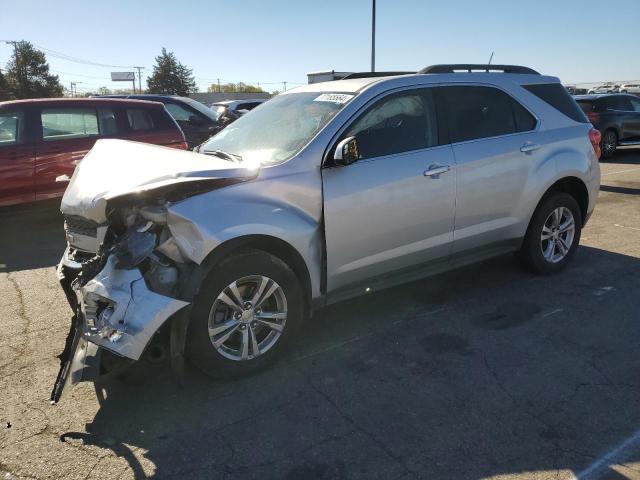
[111,72,135,81]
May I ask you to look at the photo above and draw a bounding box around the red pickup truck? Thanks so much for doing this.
[0,98,187,207]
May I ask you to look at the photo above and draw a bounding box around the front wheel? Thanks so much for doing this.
[601,130,617,159]
[519,192,582,274]
[186,249,304,379]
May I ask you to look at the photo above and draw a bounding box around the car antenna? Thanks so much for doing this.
[488,51,494,65]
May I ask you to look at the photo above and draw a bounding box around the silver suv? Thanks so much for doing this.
[52,64,601,401]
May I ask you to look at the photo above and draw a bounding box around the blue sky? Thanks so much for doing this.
[1,0,638,94]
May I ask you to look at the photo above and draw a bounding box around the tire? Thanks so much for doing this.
[186,249,304,379]
[519,192,582,275]
[621,90,628,94]
[600,129,617,159]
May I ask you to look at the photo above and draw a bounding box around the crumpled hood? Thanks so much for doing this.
[61,139,259,223]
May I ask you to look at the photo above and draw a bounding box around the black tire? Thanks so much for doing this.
[186,249,304,379]
[601,129,617,159]
[519,192,582,275]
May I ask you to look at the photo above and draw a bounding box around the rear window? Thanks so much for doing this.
[523,84,589,123]
[0,111,24,145]
[126,109,155,131]
[576,100,595,114]
[125,107,176,132]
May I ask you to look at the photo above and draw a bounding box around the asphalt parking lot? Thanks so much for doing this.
[1,151,639,480]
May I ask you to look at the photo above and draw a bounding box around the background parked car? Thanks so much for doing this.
[575,94,640,158]
[588,85,620,94]
[97,94,220,148]
[0,98,187,207]
[620,83,640,95]
[210,99,267,119]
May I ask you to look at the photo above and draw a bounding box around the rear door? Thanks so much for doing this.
[438,85,540,255]
[323,87,456,294]
[35,107,100,200]
[0,108,35,206]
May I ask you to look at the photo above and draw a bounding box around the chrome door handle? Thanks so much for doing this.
[520,142,541,153]
[424,163,450,177]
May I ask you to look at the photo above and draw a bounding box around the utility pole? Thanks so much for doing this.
[5,41,22,96]
[217,78,221,92]
[371,0,376,72]
[70,82,75,97]
[134,66,144,93]
[283,81,287,92]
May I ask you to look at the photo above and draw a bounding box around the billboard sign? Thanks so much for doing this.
[111,72,135,81]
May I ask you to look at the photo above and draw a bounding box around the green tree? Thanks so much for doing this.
[208,82,265,93]
[146,48,196,96]
[5,41,63,99]
[0,68,9,101]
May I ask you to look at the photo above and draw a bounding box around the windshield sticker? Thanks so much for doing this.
[313,93,354,104]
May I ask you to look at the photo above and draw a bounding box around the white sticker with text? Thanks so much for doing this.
[313,93,354,104]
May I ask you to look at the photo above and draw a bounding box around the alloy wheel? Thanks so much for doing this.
[602,131,617,157]
[540,207,576,263]
[208,275,287,361]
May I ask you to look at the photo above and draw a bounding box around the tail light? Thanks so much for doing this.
[586,111,600,124]
[588,127,602,159]
[169,141,189,150]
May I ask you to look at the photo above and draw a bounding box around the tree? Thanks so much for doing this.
[146,48,196,96]
[0,68,9,101]
[5,41,63,99]
[208,82,265,93]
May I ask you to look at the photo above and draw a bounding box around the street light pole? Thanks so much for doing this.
[371,0,376,72]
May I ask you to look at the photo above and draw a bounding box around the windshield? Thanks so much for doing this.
[180,97,219,121]
[200,92,354,165]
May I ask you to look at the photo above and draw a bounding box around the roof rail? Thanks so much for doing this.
[419,64,539,75]
[342,71,415,80]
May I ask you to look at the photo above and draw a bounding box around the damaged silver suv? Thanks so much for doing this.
[52,65,602,402]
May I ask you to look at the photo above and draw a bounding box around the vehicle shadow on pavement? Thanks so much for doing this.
[58,245,640,480]
[0,199,64,272]
[604,147,640,165]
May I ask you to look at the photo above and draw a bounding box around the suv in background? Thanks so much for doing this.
[574,94,640,158]
[620,83,640,95]
[0,98,186,207]
[97,94,220,148]
[53,64,601,401]
[588,85,619,94]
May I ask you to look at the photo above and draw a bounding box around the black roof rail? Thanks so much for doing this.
[419,64,539,75]
[342,71,415,80]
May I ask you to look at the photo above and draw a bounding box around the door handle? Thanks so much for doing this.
[55,174,71,183]
[520,142,541,153]
[424,163,450,177]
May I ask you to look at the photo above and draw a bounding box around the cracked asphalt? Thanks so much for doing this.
[1,151,639,480]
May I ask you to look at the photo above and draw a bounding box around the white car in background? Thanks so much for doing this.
[619,84,640,94]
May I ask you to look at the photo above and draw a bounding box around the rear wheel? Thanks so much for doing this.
[519,192,582,274]
[186,250,303,379]
[601,129,617,159]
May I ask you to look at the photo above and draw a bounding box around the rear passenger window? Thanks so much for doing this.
[0,111,24,146]
[441,86,518,143]
[127,109,154,131]
[97,108,118,136]
[345,88,438,160]
[523,84,589,123]
[510,98,537,132]
[607,96,633,111]
[41,109,99,140]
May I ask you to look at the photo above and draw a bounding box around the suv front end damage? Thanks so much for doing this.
[51,139,258,402]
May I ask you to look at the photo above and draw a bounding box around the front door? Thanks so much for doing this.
[0,109,35,206]
[322,87,456,295]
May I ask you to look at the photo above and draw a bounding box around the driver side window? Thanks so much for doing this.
[345,88,438,160]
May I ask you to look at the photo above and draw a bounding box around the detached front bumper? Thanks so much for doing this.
[51,248,189,403]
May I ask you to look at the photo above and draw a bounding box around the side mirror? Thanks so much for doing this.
[333,136,360,165]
